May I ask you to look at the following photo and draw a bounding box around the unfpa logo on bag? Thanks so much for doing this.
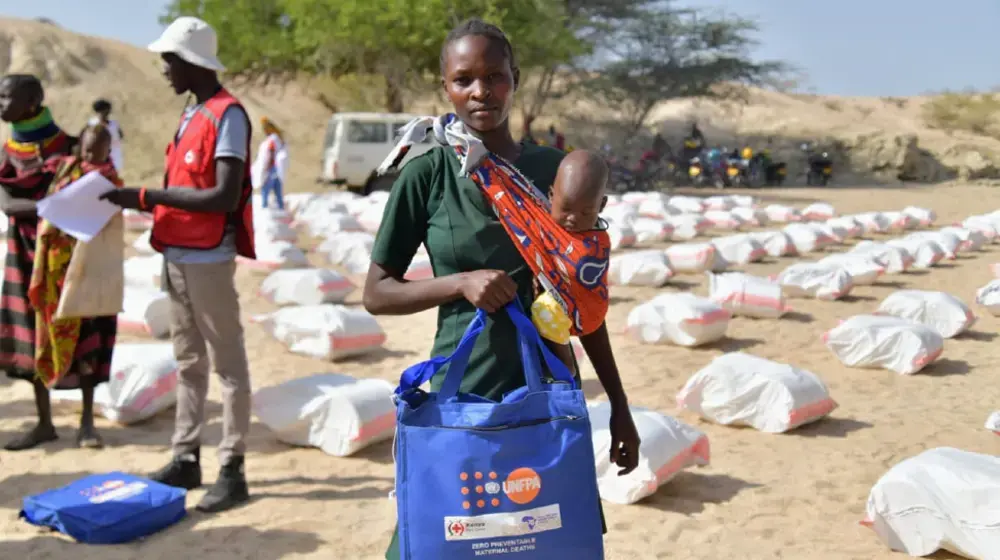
[503,467,541,505]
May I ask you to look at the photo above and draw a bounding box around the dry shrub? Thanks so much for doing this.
[923,93,1000,139]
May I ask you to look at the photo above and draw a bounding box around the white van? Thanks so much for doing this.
[319,112,435,194]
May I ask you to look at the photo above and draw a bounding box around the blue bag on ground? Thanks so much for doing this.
[20,471,186,544]
[393,301,604,559]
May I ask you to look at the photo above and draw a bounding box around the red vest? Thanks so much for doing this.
[150,88,256,259]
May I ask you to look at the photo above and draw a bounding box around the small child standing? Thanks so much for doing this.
[531,149,609,370]
[27,122,122,449]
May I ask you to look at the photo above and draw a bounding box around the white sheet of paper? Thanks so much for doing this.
[37,170,121,242]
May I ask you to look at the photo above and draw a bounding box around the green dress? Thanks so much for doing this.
[371,144,604,560]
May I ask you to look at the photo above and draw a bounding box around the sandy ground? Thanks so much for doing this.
[2,183,999,560]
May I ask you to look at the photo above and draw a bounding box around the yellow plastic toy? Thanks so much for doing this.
[531,291,572,345]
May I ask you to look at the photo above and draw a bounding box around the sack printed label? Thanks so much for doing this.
[78,479,149,504]
[444,503,562,542]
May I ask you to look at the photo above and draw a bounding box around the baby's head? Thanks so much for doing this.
[79,123,112,165]
[550,149,608,232]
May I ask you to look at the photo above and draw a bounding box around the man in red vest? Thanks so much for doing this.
[102,16,254,513]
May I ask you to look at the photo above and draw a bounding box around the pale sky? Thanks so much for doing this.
[3,0,998,96]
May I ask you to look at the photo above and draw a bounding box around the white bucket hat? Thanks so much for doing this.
[148,16,226,72]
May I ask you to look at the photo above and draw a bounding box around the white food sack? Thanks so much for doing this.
[315,213,365,236]
[124,254,164,290]
[632,217,673,244]
[667,196,705,214]
[122,209,153,232]
[728,195,755,208]
[749,230,795,257]
[777,263,853,300]
[730,206,766,227]
[826,216,864,239]
[664,243,716,274]
[588,401,709,505]
[260,268,355,306]
[823,315,944,375]
[255,304,387,360]
[818,254,885,286]
[702,195,734,211]
[802,202,837,221]
[132,230,155,254]
[707,272,787,319]
[855,212,891,234]
[357,203,387,233]
[637,195,675,219]
[941,226,986,252]
[608,250,673,287]
[764,204,801,223]
[405,253,434,281]
[975,280,1000,316]
[252,373,396,457]
[320,231,376,275]
[703,210,745,231]
[851,242,913,274]
[677,352,837,433]
[241,240,309,271]
[877,290,975,339]
[882,211,917,232]
[118,287,171,338]
[666,214,711,241]
[886,238,945,270]
[54,343,179,425]
[607,223,637,250]
[784,223,834,254]
[962,216,1000,242]
[625,293,731,347]
[986,411,1000,435]
[602,204,639,227]
[902,206,936,227]
[908,231,960,259]
[711,235,766,270]
[863,447,1000,559]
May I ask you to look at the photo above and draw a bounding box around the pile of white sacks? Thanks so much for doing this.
[124,194,390,362]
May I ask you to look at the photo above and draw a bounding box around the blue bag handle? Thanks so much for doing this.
[395,308,486,395]
[432,299,578,400]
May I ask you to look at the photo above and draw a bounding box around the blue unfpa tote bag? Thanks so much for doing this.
[393,301,604,559]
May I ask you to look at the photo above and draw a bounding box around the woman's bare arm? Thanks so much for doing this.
[0,184,38,217]
[362,262,466,316]
[362,262,518,316]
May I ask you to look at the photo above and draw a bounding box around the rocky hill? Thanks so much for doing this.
[2,16,997,187]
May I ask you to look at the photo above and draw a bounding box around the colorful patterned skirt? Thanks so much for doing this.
[0,218,116,389]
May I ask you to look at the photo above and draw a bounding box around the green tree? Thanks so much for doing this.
[160,0,300,80]
[163,0,583,113]
[584,5,785,132]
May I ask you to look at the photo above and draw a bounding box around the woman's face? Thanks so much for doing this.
[442,35,517,134]
[0,79,39,123]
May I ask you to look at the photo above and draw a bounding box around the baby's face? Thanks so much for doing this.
[550,179,605,233]
[80,130,111,165]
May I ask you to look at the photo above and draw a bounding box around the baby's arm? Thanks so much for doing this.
[581,321,640,475]
[579,322,628,407]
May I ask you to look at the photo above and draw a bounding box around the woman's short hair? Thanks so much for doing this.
[439,18,516,75]
[92,98,112,113]
[1,74,44,105]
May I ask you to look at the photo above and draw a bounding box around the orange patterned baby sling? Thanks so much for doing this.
[379,115,610,336]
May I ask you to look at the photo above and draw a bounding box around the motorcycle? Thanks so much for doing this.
[687,156,706,186]
[724,156,743,187]
[803,145,833,186]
